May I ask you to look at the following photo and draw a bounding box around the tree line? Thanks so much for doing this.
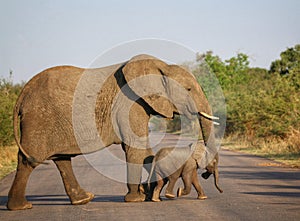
[0,72,24,146]
[167,44,299,152]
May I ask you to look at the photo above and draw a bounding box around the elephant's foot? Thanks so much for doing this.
[165,193,176,199]
[139,184,146,194]
[71,191,94,205]
[124,191,146,202]
[140,184,154,201]
[177,187,183,197]
[197,195,208,200]
[151,197,162,202]
[7,198,32,211]
[151,189,161,202]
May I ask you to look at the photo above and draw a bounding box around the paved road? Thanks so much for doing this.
[0,133,300,221]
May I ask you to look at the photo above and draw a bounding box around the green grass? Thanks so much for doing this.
[0,145,18,179]
[222,135,300,168]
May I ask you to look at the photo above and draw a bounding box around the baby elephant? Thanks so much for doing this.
[148,141,223,202]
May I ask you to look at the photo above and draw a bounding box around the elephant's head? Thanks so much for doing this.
[201,153,223,193]
[190,142,223,193]
[121,54,218,151]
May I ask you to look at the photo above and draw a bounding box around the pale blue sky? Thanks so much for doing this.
[0,0,299,82]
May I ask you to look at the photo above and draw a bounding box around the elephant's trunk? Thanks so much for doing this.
[213,168,223,193]
[197,112,218,157]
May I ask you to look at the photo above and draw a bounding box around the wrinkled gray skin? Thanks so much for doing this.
[148,142,223,202]
[7,54,218,210]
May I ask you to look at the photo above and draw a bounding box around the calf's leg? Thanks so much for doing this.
[165,175,178,198]
[177,172,192,197]
[151,173,166,202]
[191,169,207,199]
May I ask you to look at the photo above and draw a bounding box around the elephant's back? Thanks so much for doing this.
[20,66,83,102]
[18,66,84,126]
[155,147,190,160]
[154,147,192,175]
[16,66,85,158]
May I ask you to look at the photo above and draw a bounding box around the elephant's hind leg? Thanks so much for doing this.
[53,157,94,205]
[165,176,178,198]
[7,151,35,210]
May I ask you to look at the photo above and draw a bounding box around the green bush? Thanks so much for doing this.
[193,45,300,143]
[0,74,23,146]
[158,45,299,150]
[226,69,299,139]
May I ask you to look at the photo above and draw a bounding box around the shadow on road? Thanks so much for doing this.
[0,195,70,208]
[243,191,300,197]
[221,168,300,181]
[0,194,127,209]
[92,195,124,202]
[26,195,70,204]
[0,196,7,207]
[245,183,300,190]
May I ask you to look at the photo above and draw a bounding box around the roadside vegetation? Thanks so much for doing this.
[0,45,299,179]
[190,44,300,167]
[0,73,23,178]
[164,44,300,167]
[0,145,18,178]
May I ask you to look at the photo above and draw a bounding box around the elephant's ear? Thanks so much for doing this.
[122,55,175,118]
[191,142,205,161]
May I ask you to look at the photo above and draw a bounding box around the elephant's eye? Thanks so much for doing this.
[187,87,192,92]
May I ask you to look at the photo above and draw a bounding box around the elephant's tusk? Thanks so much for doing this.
[213,121,220,126]
[200,112,219,120]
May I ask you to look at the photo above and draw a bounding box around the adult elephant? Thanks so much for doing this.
[7,54,218,210]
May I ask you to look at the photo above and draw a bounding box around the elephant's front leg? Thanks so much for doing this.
[177,172,192,197]
[123,144,152,202]
[53,157,94,205]
[165,175,179,198]
[191,169,207,200]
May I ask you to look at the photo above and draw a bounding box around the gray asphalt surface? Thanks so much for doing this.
[0,133,300,221]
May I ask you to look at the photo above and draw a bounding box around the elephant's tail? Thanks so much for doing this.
[13,93,46,166]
